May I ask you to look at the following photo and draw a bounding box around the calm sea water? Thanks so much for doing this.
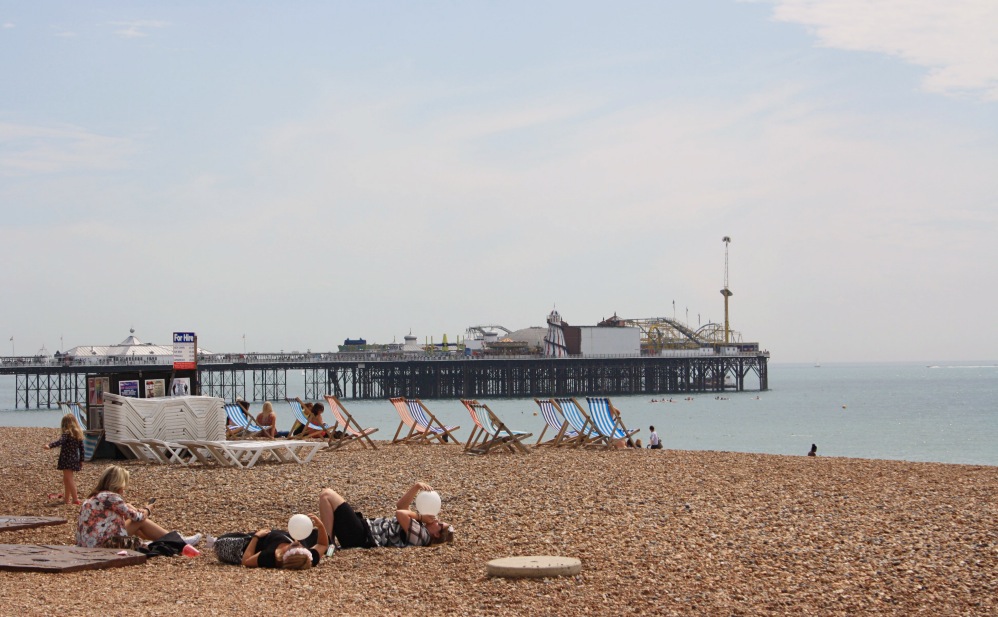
[2,362,995,466]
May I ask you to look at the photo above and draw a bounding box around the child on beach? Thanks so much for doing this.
[44,414,85,504]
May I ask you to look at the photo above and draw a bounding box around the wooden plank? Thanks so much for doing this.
[0,544,146,573]
[0,516,67,532]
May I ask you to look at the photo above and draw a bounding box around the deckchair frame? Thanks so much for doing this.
[532,398,580,447]
[553,397,600,448]
[461,399,532,455]
[389,397,459,445]
[323,395,379,450]
[586,396,640,448]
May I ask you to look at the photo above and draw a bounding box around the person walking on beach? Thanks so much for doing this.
[44,413,85,504]
[648,426,662,449]
[318,481,454,549]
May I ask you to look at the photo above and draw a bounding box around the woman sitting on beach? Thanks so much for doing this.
[318,481,454,549]
[76,465,200,549]
[237,514,329,570]
[256,401,278,438]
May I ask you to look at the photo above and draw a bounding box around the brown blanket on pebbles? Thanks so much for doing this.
[2,426,994,616]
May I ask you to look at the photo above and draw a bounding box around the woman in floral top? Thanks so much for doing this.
[76,465,192,548]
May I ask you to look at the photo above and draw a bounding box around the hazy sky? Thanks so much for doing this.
[2,1,996,363]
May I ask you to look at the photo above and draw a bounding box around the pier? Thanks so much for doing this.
[1,351,768,408]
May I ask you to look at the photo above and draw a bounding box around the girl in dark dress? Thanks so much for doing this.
[44,414,85,504]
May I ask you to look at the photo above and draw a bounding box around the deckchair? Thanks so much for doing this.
[224,401,268,439]
[323,395,379,450]
[286,398,335,439]
[586,396,640,448]
[461,399,532,455]
[532,398,580,447]
[59,401,103,462]
[553,397,601,448]
[389,397,459,445]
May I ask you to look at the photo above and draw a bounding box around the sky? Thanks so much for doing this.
[1,1,996,363]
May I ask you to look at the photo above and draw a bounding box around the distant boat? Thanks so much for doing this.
[814,362,821,367]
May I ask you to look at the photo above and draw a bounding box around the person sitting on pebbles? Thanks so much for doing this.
[318,481,454,549]
[76,465,201,549]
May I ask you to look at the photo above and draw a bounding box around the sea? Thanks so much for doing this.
[2,361,995,466]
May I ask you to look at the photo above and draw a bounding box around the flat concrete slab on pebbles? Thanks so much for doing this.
[486,555,582,578]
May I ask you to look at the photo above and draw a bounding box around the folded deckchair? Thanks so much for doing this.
[59,401,103,462]
[553,397,601,448]
[389,397,459,445]
[225,401,269,439]
[586,396,640,448]
[140,439,192,465]
[532,398,580,447]
[461,399,532,455]
[323,395,379,450]
[286,398,335,439]
[112,438,160,464]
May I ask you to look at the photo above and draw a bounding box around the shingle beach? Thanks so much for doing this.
[1,426,994,616]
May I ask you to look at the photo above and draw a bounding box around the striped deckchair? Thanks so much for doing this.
[59,401,103,462]
[286,398,335,439]
[553,397,600,448]
[389,397,459,445]
[461,399,531,455]
[532,398,580,447]
[586,396,640,448]
[225,401,268,439]
[323,395,379,450]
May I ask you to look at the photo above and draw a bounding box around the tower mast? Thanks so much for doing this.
[721,236,733,344]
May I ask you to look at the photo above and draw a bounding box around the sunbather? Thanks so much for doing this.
[318,481,454,549]
[256,401,277,438]
[239,514,329,570]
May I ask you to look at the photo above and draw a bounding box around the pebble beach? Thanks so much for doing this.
[1,426,995,616]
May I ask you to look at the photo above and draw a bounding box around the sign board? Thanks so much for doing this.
[118,380,140,398]
[173,332,197,370]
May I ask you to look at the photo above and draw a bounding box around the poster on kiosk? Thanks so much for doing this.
[173,332,197,370]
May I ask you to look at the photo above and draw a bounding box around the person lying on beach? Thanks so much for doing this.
[236,514,329,570]
[318,481,454,549]
[76,465,201,549]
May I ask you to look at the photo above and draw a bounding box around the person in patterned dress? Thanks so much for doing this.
[43,414,85,504]
[76,465,200,549]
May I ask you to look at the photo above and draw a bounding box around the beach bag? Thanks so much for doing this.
[214,532,254,564]
[102,534,143,550]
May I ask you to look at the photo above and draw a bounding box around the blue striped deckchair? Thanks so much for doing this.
[407,399,460,444]
[59,401,102,462]
[553,397,600,448]
[324,395,379,450]
[388,397,458,445]
[460,399,531,455]
[533,398,579,447]
[390,397,431,444]
[286,398,336,439]
[586,396,639,448]
[225,402,268,439]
